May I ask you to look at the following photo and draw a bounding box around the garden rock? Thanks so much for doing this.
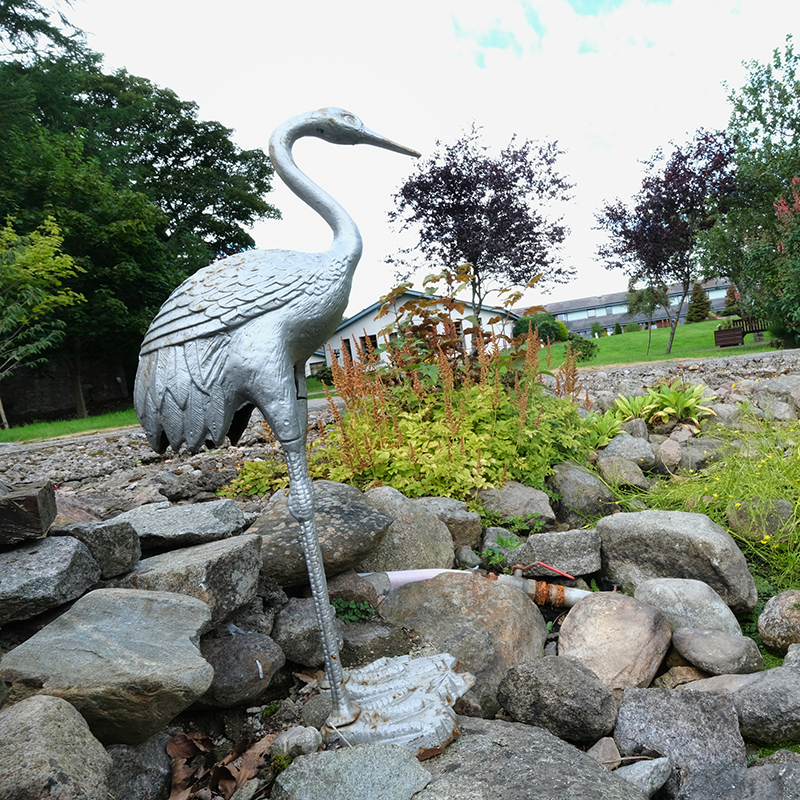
[0,694,112,800]
[1,588,214,744]
[340,620,410,667]
[757,589,800,654]
[250,480,392,586]
[614,688,746,798]
[50,518,140,578]
[113,498,246,551]
[497,656,618,742]
[414,716,648,800]
[633,577,741,634]
[413,495,482,547]
[357,486,454,572]
[726,497,794,544]
[106,730,173,800]
[325,568,379,608]
[547,461,616,527]
[271,725,323,758]
[480,526,524,569]
[672,627,763,675]
[785,643,800,669]
[271,743,430,800]
[515,528,601,578]
[622,418,648,439]
[596,510,758,614]
[112,533,262,631]
[0,481,56,546]
[652,437,682,475]
[379,571,547,717]
[601,431,656,471]
[675,762,800,800]
[595,455,649,489]
[154,464,237,500]
[614,757,672,798]
[680,665,800,745]
[586,736,621,769]
[199,632,285,708]
[477,480,556,531]
[0,535,99,625]
[558,592,671,699]
[678,439,726,472]
[271,596,343,668]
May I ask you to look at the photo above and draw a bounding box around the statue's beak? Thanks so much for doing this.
[360,127,420,158]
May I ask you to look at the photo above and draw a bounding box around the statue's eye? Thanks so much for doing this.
[344,114,356,125]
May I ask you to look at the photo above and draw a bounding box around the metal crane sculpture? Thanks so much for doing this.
[134,108,419,728]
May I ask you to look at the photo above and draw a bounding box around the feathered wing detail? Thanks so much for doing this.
[140,250,325,355]
[134,333,234,452]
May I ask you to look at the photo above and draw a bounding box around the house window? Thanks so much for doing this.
[359,334,378,354]
[605,306,613,315]
[587,308,596,317]
[341,338,352,361]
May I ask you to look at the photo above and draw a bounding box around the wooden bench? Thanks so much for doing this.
[713,317,770,348]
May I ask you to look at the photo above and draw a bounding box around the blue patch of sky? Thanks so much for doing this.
[565,0,624,15]
[578,40,599,55]
[452,14,526,69]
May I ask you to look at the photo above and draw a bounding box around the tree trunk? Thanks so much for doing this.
[665,317,679,354]
[65,345,87,419]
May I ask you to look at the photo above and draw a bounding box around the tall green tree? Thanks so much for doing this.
[0,0,84,60]
[0,216,83,423]
[596,129,735,354]
[0,56,280,271]
[702,36,800,327]
[685,282,712,323]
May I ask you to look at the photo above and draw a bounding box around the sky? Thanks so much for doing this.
[66,0,800,318]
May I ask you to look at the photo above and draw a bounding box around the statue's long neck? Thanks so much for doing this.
[269,115,363,267]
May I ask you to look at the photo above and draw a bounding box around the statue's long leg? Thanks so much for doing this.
[282,437,361,727]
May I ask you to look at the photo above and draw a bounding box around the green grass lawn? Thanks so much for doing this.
[0,408,141,444]
[545,319,777,368]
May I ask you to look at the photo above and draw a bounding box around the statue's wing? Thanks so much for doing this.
[140,249,319,354]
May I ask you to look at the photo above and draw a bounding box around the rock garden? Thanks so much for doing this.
[2,345,800,800]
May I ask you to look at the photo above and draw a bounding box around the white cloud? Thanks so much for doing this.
[67,0,800,313]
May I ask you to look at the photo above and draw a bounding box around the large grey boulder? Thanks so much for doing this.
[633,577,742,634]
[0,694,112,800]
[113,498,246,551]
[1,588,213,744]
[672,627,763,675]
[614,758,672,798]
[271,743,430,800]
[679,665,800,745]
[558,592,671,699]
[595,455,649,490]
[113,533,261,631]
[50,518,141,578]
[477,480,556,531]
[357,486,454,573]
[414,716,648,800]
[515,528,601,578]
[250,480,392,586]
[271,596,343,668]
[614,688,746,798]
[0,536,99,625]
[758,589,800,654]
[106,730,173,800]
[497,656,618,742]
[380,572,547,717]
[596,510,758,614]
[726,497,794,544]
[0,482,56,546]
[413,496,483,547]
[675,762,800,800]
[601,431,656,471]
[547,462,617,528]
[199,632,286,708]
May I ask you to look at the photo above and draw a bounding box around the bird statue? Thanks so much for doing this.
[134,108,419,728]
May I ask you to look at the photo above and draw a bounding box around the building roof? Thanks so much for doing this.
[336,290,521,334]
